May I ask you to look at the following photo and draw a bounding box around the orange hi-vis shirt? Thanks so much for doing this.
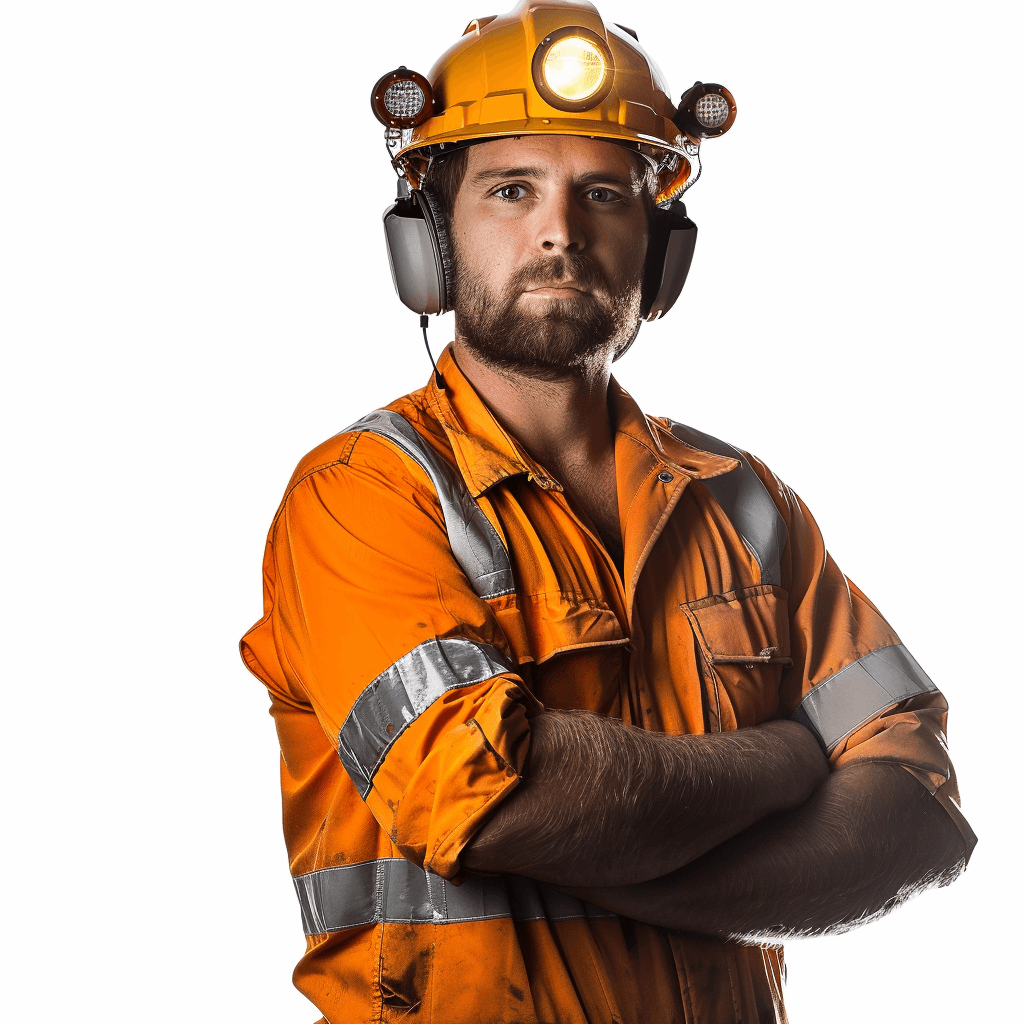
[240,345,974,1024]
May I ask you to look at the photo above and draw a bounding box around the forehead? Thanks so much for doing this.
[463,134,640,182]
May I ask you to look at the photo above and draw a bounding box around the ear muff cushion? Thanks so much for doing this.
[417,188,453,313]
[640,202,697,321]
[640,207,673,319]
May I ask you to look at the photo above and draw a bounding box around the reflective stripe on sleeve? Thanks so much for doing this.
[668,421,788,588]
[792,643,938,754]
[337,636,517,796]
[342,409,515,599]
[293,858,616,935]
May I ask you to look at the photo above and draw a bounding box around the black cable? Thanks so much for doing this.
[421,314,445,389]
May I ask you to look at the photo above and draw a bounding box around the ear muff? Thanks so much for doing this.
[382,183,453,315]
[614,202,697,361]
[641,202,698,321]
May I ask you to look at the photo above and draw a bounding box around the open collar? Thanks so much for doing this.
[607,380,739,481]
[426,345,738,497]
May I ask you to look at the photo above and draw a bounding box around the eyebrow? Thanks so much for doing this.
[467,165,637,188]
[468,165,546,186]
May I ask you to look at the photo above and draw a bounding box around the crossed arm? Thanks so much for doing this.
[462,710,969,942]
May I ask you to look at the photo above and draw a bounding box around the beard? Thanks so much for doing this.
[450,244,643,382]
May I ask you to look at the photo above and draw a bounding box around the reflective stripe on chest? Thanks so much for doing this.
[343,409,515,599]
[666,420,787,589]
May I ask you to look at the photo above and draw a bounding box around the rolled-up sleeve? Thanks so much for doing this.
[241,432,537,879]
[757,462,977,860]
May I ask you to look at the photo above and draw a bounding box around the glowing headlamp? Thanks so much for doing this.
[672,82,737,139]
[532,27,614,112]
[371,67,434,129]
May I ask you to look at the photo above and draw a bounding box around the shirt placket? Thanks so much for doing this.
[617,442,695,731]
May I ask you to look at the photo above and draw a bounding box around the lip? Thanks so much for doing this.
[522,285,587,297]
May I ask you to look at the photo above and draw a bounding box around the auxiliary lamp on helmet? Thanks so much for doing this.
[371,67,434,129]
[371,0,737,347]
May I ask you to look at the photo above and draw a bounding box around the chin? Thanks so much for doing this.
[457,301,621,382]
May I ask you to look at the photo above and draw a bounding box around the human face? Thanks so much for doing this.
[449,135,650,381]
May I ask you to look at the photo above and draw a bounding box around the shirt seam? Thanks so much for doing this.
[268,437,367,538]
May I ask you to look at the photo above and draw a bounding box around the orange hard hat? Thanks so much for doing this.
[371,0,736,205]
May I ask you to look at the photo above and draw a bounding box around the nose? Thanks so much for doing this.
[534,188,585,255]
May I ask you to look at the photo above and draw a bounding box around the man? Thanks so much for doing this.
[240,3,975,1021]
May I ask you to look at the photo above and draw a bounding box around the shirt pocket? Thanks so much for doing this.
[680,584,791,731]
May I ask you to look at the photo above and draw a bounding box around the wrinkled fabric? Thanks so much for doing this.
[240,345,970,1024]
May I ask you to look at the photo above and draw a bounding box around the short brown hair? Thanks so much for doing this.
[424,147,471,240]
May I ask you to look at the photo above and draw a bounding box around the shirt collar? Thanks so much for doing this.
[426,344,738,497]
[427,345,555,497]
[608,380,739,480]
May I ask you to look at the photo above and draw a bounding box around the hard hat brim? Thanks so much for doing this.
[399,119,693,205]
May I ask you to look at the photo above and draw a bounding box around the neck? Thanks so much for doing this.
[450,340,615,472]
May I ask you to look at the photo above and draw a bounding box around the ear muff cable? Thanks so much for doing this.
[421,314,446,389]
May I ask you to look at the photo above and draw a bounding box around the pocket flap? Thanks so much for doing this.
[681,585,791,730]
[682,585,791,664]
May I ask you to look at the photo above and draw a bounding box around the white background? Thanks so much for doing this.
[3,1,1020,1020]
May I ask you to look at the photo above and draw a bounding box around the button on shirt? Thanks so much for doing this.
[240,345,973,1024]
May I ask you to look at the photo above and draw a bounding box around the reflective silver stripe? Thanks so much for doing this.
[293,858,616,935]
[792,643,938,754]
[505,874,618,923]
[343,409,515,599]
[338,637,516,796]
[668,421,788,588]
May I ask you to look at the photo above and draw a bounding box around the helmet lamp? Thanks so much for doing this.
[532,27,614,112]
[371,67,433,129]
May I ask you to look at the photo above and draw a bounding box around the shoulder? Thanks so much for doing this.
[269,388,449,539]
[287,388,434,478]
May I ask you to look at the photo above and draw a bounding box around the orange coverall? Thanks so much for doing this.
[240,344,974,1024]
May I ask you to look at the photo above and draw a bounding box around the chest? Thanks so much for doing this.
[554,458,622,563]
[479,478,793,735]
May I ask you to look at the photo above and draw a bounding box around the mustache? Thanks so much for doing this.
[506,254,606,295]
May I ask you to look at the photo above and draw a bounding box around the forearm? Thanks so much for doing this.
[566,761,968,942]
[462,710,827,886]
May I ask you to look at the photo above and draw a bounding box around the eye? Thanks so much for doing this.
[586,187,621,203]
[494,184,528,202]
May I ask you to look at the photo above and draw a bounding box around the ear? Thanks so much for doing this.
[382,184,453,314]
[640,202,698,321]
